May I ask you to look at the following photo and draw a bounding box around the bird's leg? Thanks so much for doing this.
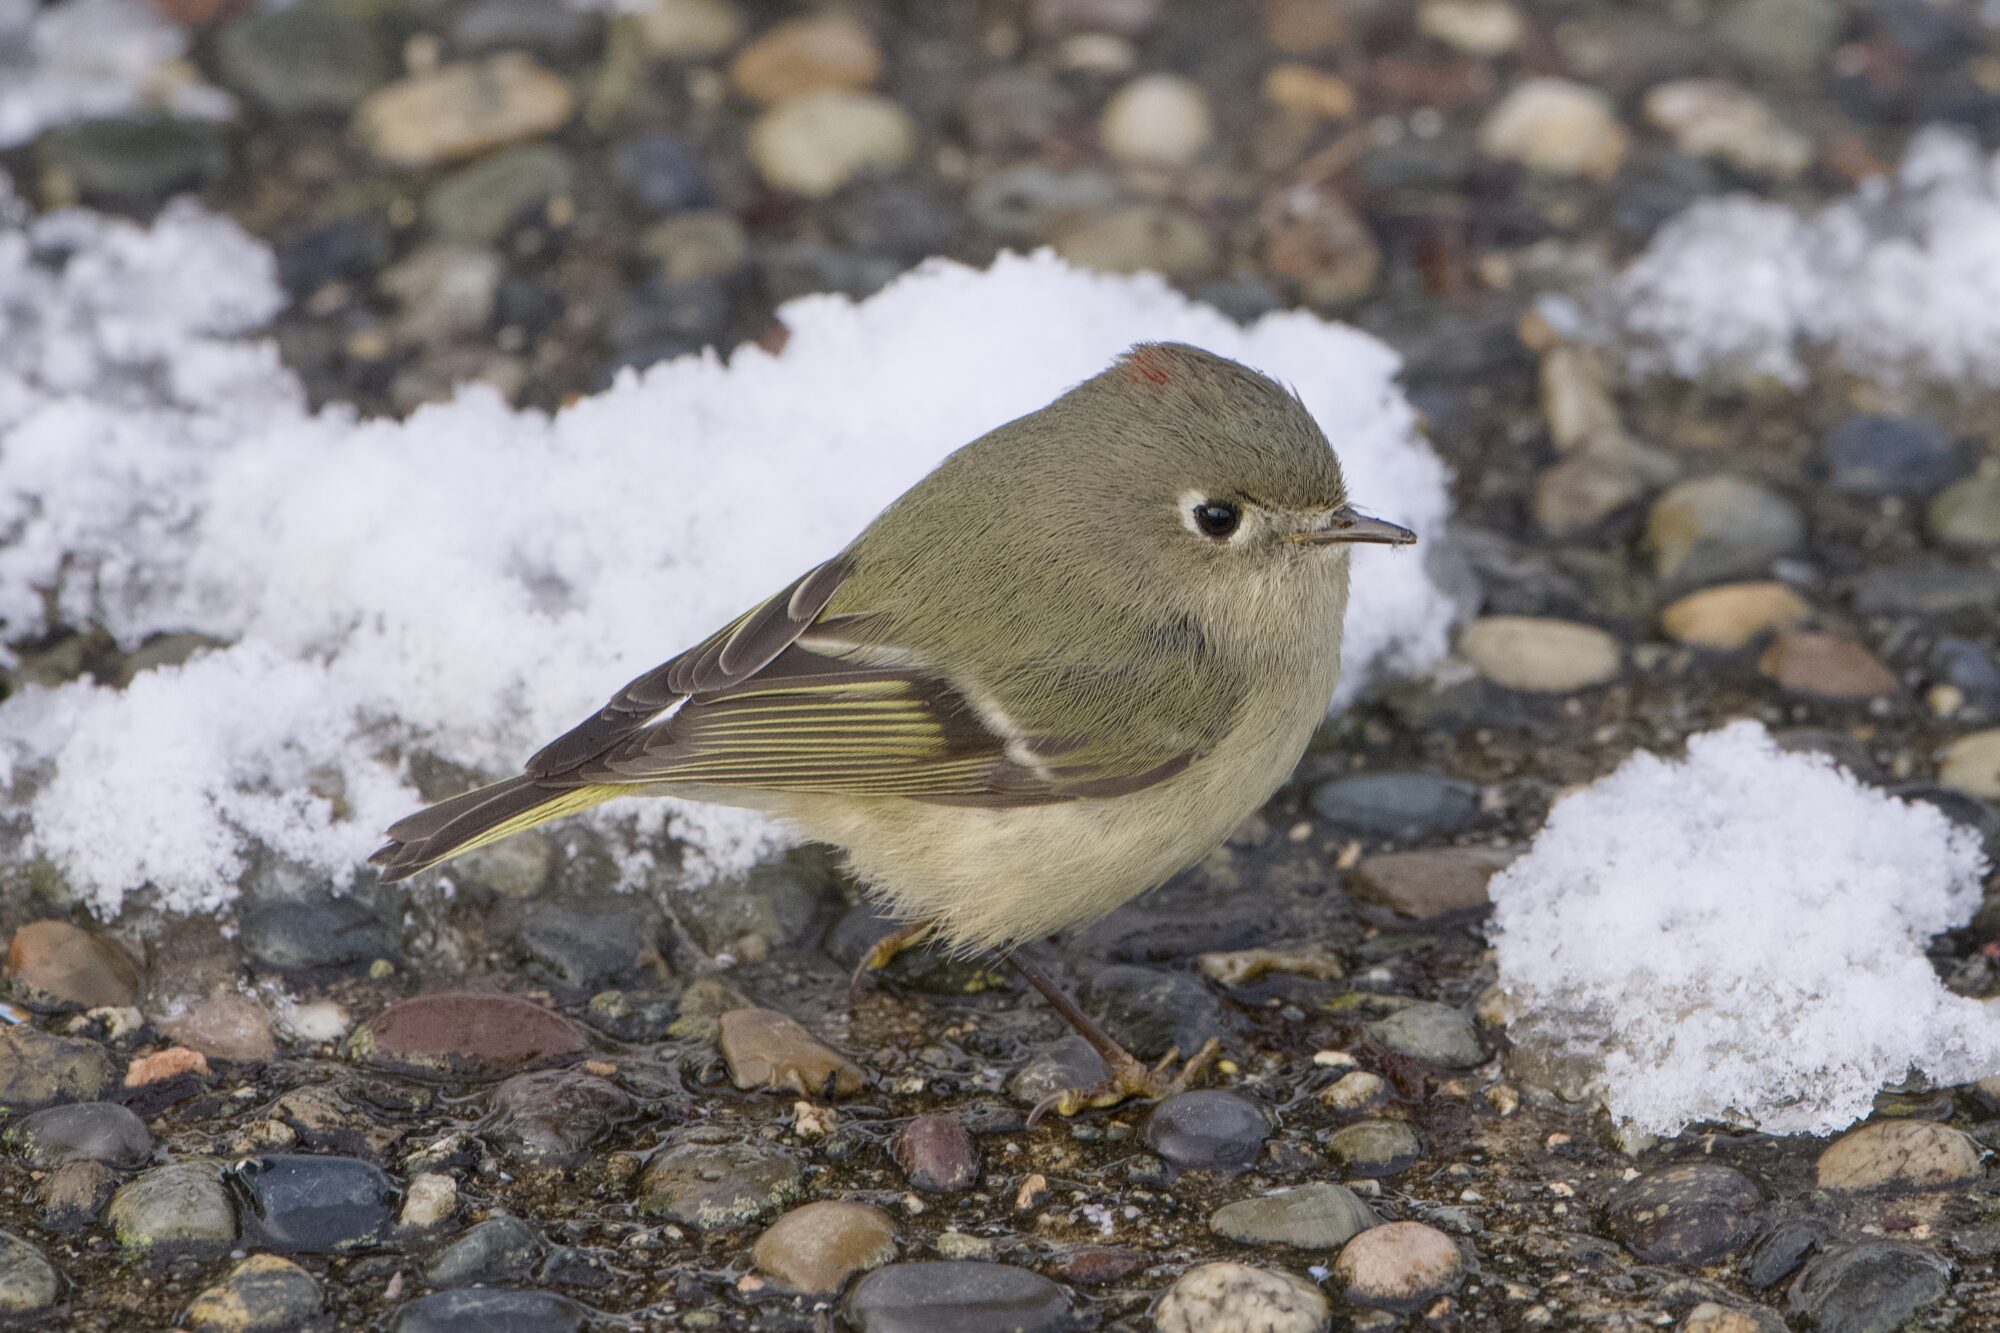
[848,918,936,995]
[1009,952,1220,1124]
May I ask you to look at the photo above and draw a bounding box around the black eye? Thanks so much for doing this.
[1192,500,1240,539]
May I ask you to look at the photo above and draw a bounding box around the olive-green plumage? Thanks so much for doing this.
[372,342,1414,953]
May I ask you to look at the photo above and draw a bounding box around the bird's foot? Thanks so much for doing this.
[847,919,935,997]
[1027,1037,1221,1126]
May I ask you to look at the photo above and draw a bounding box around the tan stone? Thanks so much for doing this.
[1334,1220,1464,1307]
[1939,729,2000,799]
[730,14,881,104]
[752,1200,896,1294]
[353,55,573,168]
[1816,1119,1982,1193]
[1350,846,1516,919]
[1262,64,1355,120]
[719,1007,865,1097]
[1460,616,1621,692]
[1661,581,1810,651]
[6,921,139,1010]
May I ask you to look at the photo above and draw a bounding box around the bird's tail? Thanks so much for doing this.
[369,776,616,882]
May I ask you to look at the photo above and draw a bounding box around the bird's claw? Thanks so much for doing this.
[1027,1037,1221,1126]
[848,920,935,997]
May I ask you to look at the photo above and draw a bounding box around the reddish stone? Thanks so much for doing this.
[1045,1246,1145,1286]
[7,921,140,1010]
[1758,631,1900,699]
[891,1113,978,1193]
[125,1047,211,1088]
[348,992,585,1080]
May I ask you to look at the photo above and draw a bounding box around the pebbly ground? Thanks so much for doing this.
[4,0,2000,1329]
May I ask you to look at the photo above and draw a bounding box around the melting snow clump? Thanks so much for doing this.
[0,182,1454,918]
[1490,721,1995,1137]
[1607,126,2000,387]
[0,0,232,150]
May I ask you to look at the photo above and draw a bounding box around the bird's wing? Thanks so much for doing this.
[525,554,1232,805]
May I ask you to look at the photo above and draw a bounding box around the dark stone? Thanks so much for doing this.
[1195,272,1284,325]
[960,67,1073,153]
[759,241,904,304]
[495,278,566,342]
[274,215,391,297]
[829,182,956,259]
[844,1262,1083,1333]
[667,854,831,955]
[608,277,734,372]
[892,1113,979,1194]
[1849,565,2000,616]
[349,992,586,1080]
[1080,964,1226,1062]
[10,1101,151,1167]
[239,864,398,972]
[1929,637,2000,703]
[1605,1162,1761,1265]
[36,119,230,211]
[1611,151,1721,240]
[1823,414,1964,496]
[1747,1217,1829,1290]
[484,1069,635,1167]
[387,1288,589,1333]
[636,1128,803,1230]
[423,144,574,245]
[1788,1242,1950,1333]
[1007,1036,1108,1108]
[423,1215,544,1288]
[0,1027,115,1112]
[227,1155,398,1253]
[583,990,677,1042]
[1311,773,1480,841]
[1139,1091,1270,1173]
[517,893,664,991]
[215,5,387,114]
[1366,1002,1485,1067]
[452,0,600,58]
[40,1159,116,1231]
[610,134,714,215]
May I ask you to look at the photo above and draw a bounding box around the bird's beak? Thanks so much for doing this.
[1288,506,1418,547]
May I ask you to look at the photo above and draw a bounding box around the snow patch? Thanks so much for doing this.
[1490,721,1995,1137]
[0,0,232,150]
[0,193,1454,918]
[1606,127,2000,388]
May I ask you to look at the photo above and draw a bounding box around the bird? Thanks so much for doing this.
[371,341,1416,1116]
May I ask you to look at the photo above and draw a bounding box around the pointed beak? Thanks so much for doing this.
[1289,506,1417,547]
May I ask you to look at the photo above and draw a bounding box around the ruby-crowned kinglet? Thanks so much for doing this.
[374,342,1414,1113]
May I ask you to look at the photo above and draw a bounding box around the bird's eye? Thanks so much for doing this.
[1192,500,1240,539]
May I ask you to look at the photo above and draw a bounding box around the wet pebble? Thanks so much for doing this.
[753,1200,897,1295]
[1100,73,1212,167]
[1325,1120,1422,1177]
[387,1288,588,1333]
[0,1233,56,1316]
[1478,78,1628,178]
[0,1026,114,1111]
[1746,1217,1829,1289]
[452,0,599,59]
[1460,615,1622,692]
[1349,846,1513,919]
[1823,414,1962,496]
[238,891,396,973]
[1318,1070,1388,1113]
[719,1007,865,1097]
[182,1254,323,1332]
[1008,1035,1108,1107]
[1929,469,2000,546]
[642,211,750,285]
[1155,1261,1328,1333]
[36,118,230,209]
[1262,188,1382,308]
[1605,1161,1761,1263]
[1682,1304,1786,1333]
[228,1154,397,1253]
[1333,1220,1465,1310]
[1788,1242,1950,1333]
[637,1127,804,1229]
[1850,565,2000,616]
[1940,730,2000,799]
[1660,581,1809,651]
[1646,475,1803,586]
[748,91,915,198]
[1208,1181,1377,1249]
[1081,964,1226,1062]
[609,134,713,217]
[893,1112,979,1193]
[1367,1002,1484,1067]
[968,165,1117,242]
[215,5,386,114]
[844,1261,1081,1333]
[40,1160,116,1231]
[157,994,277,1064]
[352,55,574,168]
[1641,80,1811,179]
[424,1215,544,1287]
[963,67,1073,152]
[108,1161,236,1257]
[424,144,574,245]
[6,920,139,1010]
[349,992,585,1080]
[730,13,882,103]
[1055,204,1216,279]
[1418,0,1525,56]
[485,1068,635,1167]
[1758,631,1899,699]
[1310,773,1479,842]
[10,1100,150,1167]
[1140,1091,1270,1173]
[1816,1119,1982,1192]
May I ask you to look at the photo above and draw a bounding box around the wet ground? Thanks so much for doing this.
[5,0,2000,1329]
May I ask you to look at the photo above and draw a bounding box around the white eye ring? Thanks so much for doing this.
[1179,490,1244,541]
